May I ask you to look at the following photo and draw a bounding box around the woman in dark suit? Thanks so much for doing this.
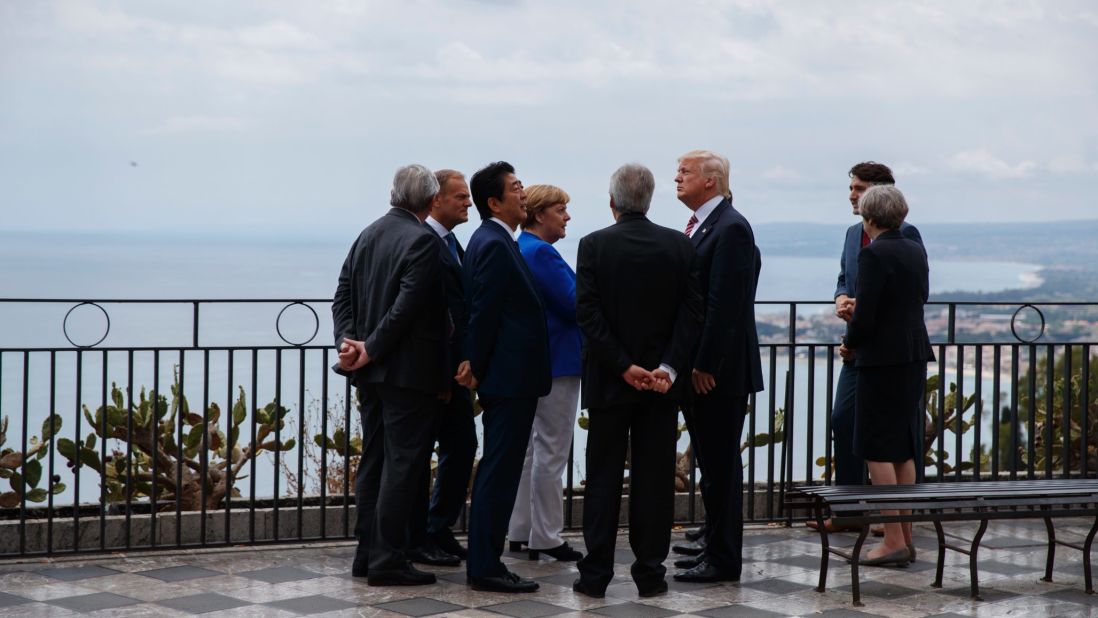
[840,185,934,567]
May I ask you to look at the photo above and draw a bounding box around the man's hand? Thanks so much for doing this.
[835,295,855,322]
[455,360,479,390]
[650,368,672,394]
[838,343,855,362]
[692,369,716,395]
[338,338,370,371]
[622,365,655,391]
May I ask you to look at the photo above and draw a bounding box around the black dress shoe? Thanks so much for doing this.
[367,565,437,586]
[671,539,705,556]
[684,526,707,542]
[638,579,669,598]
[529,542,583,562]
[572,578,605,598]
[674,555,704,569]
[431,528,468,559]
[508,540,528,552]
[408,545,461,567]
[468,570,539,593]
[351,559,368,578]
[673,559,739,583]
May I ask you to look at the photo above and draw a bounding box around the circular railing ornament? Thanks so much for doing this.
[1010,303,1046,344]
[63,302,111,348]
[276,301,320,347]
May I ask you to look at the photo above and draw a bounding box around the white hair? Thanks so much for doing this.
[390,164,440,213]
[859,185,909,230]
[678,149,732,199]
[609,163,655,215]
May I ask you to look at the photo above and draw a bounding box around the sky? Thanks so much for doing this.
[1,0,1096,239]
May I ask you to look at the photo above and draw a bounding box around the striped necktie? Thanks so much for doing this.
[684,215,698,237]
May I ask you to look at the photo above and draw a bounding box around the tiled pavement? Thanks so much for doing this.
[3,520,1098,616]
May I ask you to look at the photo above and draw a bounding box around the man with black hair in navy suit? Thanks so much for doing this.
[456,161,552,593]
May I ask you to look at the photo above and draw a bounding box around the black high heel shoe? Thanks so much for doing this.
[508,540,528,552]
[529,542,583,561]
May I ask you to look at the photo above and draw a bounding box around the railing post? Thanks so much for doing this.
[948,303,957,345]
[192,301,200,348]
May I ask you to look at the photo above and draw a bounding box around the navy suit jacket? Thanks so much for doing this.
[331,208,448,393]
[424,223,469,376]
[835,220,923,299]
[690,198,764,396]
[463,220,552,399]
[844,230,935,367]
[518,231,581,378]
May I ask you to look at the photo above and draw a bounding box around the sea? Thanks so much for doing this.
[0,230,1043,503]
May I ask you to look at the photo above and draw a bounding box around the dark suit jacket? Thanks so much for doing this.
[690,198,764,396]
[576,213,703,409]
[835,221,923,299]
[331,207,448,393]
[424,224,469,376]
[844,230,935,367]
[463,220,552,399]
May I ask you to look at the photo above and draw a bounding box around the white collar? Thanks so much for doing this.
[490,217,518,240]
[425,215,449,239]
[687,195,725,237]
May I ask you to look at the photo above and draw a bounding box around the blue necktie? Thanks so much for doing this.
[445,232,461,264]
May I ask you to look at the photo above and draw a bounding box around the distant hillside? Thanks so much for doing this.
[756,219,1098,267]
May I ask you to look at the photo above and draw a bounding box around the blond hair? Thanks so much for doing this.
[522,184,570,229]
[679,149,732,198]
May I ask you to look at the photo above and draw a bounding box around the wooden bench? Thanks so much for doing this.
[786,480,1098,606]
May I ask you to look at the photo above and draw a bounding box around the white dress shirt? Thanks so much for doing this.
[686,194,724,238]
[425,215,449,239]
[490,217,518,240]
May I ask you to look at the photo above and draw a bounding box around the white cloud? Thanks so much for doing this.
[237,21,324,50]
[947,150,1037,179]
[892,162,930,176]
[1047,156,1098,175]
[144,115,249,135]
[760,165,801,180]
[3,0,1097,231]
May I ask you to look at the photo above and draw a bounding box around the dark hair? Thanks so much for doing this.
[470,161,515,220]
[848,161,895,185]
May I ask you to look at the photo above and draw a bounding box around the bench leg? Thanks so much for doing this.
[1042,516,1056,583]
[932,520,946,588]
[850,525,870,607]
[814,505,830,593]
[1084,514,1098,594]
[968,518,988,601]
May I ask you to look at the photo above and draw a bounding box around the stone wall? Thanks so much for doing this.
[1,490,788,556]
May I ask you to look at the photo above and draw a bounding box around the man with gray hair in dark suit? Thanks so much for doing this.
[332,164,449,585]
[573,163,703,598]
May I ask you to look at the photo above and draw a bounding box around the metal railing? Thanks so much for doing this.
[1,297,1095,557]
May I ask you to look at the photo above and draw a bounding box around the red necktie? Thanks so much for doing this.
[685,215,698,236]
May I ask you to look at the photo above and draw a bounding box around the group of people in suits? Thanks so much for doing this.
[331,150,765,596]
[330,152,931,593]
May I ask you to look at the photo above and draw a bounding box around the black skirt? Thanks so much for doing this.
[853,362,925,463]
